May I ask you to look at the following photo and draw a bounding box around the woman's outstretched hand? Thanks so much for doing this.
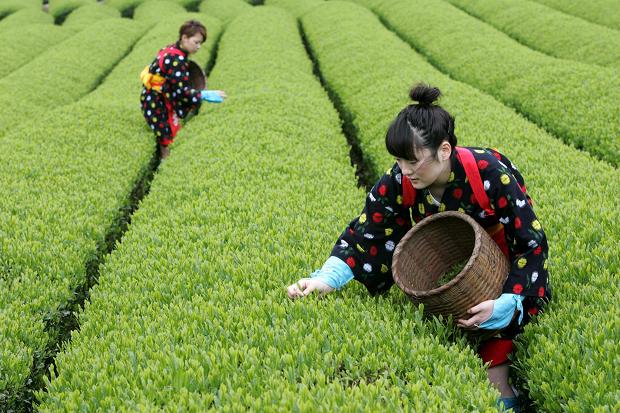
[457,299,494,329]
[287,278,334,299]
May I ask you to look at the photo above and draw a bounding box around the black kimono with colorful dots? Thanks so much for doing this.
[140,42,202,146]
[331,147,551,322]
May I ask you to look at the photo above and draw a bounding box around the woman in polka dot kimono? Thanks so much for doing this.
[140,20,226,159]
[287,84,551,412]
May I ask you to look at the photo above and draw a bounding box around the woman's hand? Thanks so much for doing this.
[457,299,494,329]
[287,278,334,299]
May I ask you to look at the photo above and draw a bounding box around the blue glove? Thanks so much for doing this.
[310,256,354,290]
[479,294,524,330]
[200,90,223,103]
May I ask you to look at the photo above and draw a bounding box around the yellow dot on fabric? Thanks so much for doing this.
[173,61,178,66]
[418,204,425,214]
[426,195,434,204]
[152,117,157,122]
[475,149,485,154]
[386,169,392,175]
[458,207,465,213]
[543,260,548,270]
[381,264,388,273]
[385,228,393,236]
[517,257,527,269]
[448,172,455,182]
[356,244,365,253]
[396,195,402,205]
[150,103,155,108]
[179,82,183,87]
[501,174,511,185]
[359,213,367,224]
[439,203,446,212]
[532,220,542,231]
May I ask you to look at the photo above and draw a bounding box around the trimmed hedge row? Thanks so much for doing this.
[105,0,199,14]
[446,0,620,70]
[48,0,97,20]
[264,0,323,17]
[0,18,147,137]
[532,0,620,31]
[62,3,121,31]
[38,6,499,411]
[355,0,620,168]
[133,0,187,23]
[0,7,52,29]
[198,0,250,24]
[0,24,71,77]
[0,10,220,411]
[297,1,620,410]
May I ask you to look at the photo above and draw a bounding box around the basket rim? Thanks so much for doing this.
[392,211,482,298]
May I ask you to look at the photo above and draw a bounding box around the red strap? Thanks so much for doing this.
[455,147,494,216]
[157,46,185,73]
[401,175,416,207]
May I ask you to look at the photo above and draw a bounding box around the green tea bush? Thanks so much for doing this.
[0,18,147,137]
[133,0,187,23]
[0,7,52,29]
[48,0,97,20]
[62,3,121,31]
[0,24,71,77]
[264,0,323,17]
[297,1,620,410]
[38,7,499,411]
[354,0,620,167]
[532,0,620,31]
[0,12,220,412]
[198,0,250,24]
[446,0,620,70]
[0,1,36,18]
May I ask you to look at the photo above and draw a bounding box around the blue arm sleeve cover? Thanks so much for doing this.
[201,90,223,103]
[479,294,524,330]
[309,256,354,290]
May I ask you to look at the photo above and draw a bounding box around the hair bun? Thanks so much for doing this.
[409,83,441,107]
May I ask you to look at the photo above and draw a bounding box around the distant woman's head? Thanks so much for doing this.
[179,20,207,54]
[386,83,457,188]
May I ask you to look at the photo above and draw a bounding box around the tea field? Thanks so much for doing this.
[0,0,618,411]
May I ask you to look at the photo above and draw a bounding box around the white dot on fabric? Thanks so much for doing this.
[192,97,197,102]
[147,110,151,115]
[179,56,184,60]
[175,71,181,77]
[165,59,170,64]
[146,96,151,101]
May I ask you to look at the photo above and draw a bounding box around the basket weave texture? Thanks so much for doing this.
[392,211,509,321]
[188,60,206,91]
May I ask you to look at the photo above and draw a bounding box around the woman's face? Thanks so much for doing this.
[180,33,204,54]
[396,142,451,189]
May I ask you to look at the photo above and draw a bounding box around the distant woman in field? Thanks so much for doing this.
[287,84,551,412]
[140,20,226,159]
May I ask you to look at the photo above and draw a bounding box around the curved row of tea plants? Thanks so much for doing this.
[0,24,71,78]
[198,0,250,24]
[350,0,620,168]
[296,2,620,410]
[532,0,620,31]
[38,7,499,411]
[0,6,52,29]
[62,3,121,31]
[445,0,620,70]
[0,0,40,18]
[0,10,220,411]
[0,18,147,136]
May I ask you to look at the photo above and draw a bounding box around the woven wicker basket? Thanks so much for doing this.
[188,60,206,91]
[392,211,509,321]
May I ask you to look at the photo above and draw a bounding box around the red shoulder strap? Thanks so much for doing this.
[455,147,494,216]
[401,175,416,207]
[157,46,185,72]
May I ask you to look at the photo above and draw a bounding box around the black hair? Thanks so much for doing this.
[385,83,457,161]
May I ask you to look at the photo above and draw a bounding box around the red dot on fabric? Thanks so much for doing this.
[346,257,356,268]
[534,246,542,256]
[395,217,405,226]
[477,160,489,170]
[538,287,545,297]
[372,212,383,223]
[378,184,387,197]
[515,217,522,229]
[498,197,508,209]
[453,188,463,199]
[493,151,502,160]
[528,307,538,315]
[513,283,523,294]
[370,246,378,256]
